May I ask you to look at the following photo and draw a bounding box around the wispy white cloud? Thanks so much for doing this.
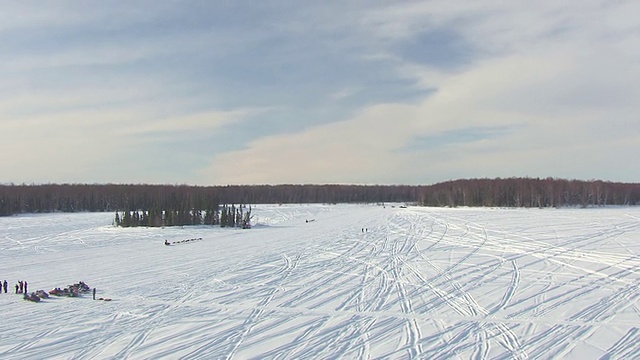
[119,108,267,136]
[199,103,418,184]
[328,87,363,101]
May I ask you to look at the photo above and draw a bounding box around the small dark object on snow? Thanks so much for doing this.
[50,281,92,297]
[49,287,63,296]
[24,292,41,302]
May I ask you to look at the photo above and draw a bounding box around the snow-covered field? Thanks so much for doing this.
[1,204,640,359]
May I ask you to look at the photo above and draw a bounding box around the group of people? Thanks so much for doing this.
[16,280,28,294]
[1,279,101,302]
[0,280,28,294]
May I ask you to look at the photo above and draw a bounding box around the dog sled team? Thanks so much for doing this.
[165,237,203,246]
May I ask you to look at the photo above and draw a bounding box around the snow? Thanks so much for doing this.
[1,204,640,359]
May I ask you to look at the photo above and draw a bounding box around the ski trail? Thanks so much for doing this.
[224,253,301,360]
[107,269,220,359]
[599,327,640,359]
[390,255,422,358]
[491,260,520,313]
[403,211,526,359]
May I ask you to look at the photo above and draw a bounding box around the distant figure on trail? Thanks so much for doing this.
[164,240,170,246]
[19,281,23,294]
[15,283,19,294]
[2,280,6,293]
[24,281,28,294]
[93,288,96,300]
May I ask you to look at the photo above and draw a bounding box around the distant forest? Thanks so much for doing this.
[420,178,640,208]
[1,178,639,217]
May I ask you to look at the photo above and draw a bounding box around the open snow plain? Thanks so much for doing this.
[1,204,640,359]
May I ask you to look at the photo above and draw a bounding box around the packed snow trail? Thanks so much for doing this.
[1,204,640,359]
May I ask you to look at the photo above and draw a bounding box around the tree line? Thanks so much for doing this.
[419,177,640,208]
[1,178,639,217]
[0,183,423,216]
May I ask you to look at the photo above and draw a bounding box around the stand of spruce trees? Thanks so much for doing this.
[114,204,252,229]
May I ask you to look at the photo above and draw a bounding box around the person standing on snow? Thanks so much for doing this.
[93,288,96,300]
[3,280,7,293]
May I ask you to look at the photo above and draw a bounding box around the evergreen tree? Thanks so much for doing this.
[122,210,132,227]
[242,205,252,229]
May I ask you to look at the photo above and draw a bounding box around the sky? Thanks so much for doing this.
[1,1,639,186]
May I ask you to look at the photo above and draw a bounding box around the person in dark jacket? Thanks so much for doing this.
[15,283,19,294]
[24,281,28,294]
[3,280,7,293]
[93,288,96,300]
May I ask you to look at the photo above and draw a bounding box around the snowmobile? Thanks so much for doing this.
[23,292,41,302]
